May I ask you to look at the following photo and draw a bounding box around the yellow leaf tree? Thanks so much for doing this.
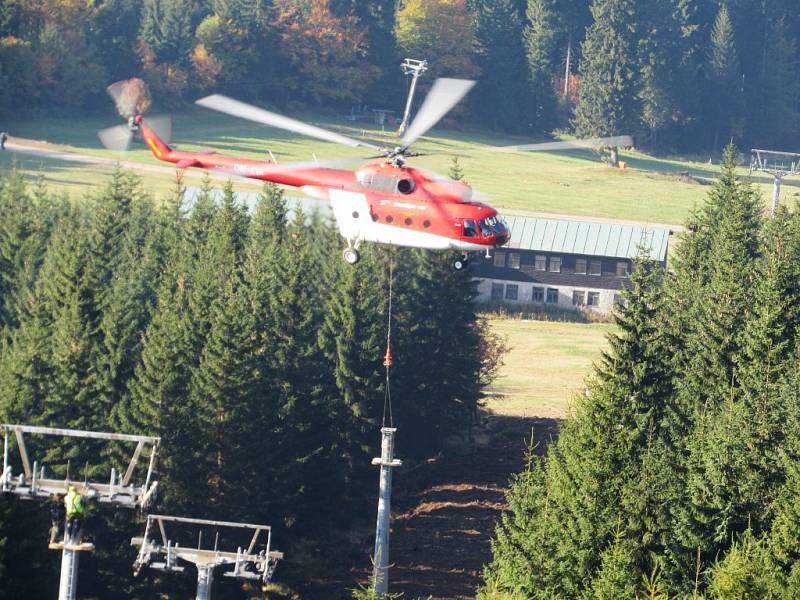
[394,0,479,79]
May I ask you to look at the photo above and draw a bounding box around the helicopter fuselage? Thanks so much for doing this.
[138,118,510,256]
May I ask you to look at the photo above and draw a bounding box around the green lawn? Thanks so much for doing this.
[4,108,798,224]
[485,317,614,419]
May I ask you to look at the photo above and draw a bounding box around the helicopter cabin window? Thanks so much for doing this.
[549,257,562,273]
[572,291,585,306]
[508,253,521,269]
[505,284,518,300]
[575,259,587,274]
[532,287,544,303]
[491,283,504,300]
[463,220,478,237]
[616,261,629,276]
[356,171,399,193]
[589,260,602,276]
[534,255,547,271]
[546,288,559,304]
[493,252,506,267]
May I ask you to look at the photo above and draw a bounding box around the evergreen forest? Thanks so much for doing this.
[1,0,799,153]
[0,169,495,597]
[481,147,800,599]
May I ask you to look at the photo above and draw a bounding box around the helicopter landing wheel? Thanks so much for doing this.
[453,257,468,270]
[343,247,361,265]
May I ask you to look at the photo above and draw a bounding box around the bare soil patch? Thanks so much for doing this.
[298,413,559,600]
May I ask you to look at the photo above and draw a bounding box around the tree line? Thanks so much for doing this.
[1,0,799,153]
[0,169,497,598]
[481,146,800,598]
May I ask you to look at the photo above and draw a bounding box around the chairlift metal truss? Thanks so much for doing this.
[1,424,160,509]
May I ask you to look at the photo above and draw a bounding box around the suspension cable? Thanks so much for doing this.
[382,253,394,428]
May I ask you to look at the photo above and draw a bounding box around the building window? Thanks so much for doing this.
[494,252,506,268]
[546,288,559,304]
[616,261,628,276]
[532,287,544,303]
[575,258,587,274]
[505,284,518,300]
[587,291,600,306]
[508,253,521,269]
[535,255,546,271]
[491,283,504,300]
[613,293,624,306]
[549,257,561,273]
[589,260,602,276]
[572,290,586,306]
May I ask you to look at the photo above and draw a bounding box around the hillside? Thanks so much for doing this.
[3,110,797,225]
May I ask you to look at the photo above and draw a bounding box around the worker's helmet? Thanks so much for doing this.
[68,484,76,492]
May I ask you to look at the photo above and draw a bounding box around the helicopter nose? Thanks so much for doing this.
[494,219,509,246]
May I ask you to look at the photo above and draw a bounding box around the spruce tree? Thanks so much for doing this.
[574,0,639,164]
[707,4,743,149]
[472,0,531,133]
[524,0,561,132]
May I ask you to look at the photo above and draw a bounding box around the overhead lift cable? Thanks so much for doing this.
[382,254,394,428]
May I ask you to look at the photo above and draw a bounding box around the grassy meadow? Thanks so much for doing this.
[3,108,798,223]
[484,317,614,419]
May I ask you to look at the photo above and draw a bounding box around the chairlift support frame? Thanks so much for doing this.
[131,514,283,600]
[398,58,428,136]
[1,423,160,600]
[750,148,800,216]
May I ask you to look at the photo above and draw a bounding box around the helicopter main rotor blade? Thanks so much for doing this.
[492,135,634,153]
[402,78,475,147]
[196,94,384,152]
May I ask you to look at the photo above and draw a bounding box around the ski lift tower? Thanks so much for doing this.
[397,58,428,136]
[750,148,800,216]
[131,514,283,600]
[1,424,160,600]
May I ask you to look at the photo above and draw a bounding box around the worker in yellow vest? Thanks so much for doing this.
[64,485,85,543]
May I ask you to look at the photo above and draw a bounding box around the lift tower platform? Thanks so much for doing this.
[1,424,160,600]
[131,514,283,600]
[750,148,800,216]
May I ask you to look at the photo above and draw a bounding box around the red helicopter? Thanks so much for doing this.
[99,78,509,269]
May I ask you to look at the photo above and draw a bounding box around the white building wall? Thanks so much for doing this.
[475,278,620,315]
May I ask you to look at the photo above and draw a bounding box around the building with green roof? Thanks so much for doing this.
[472,215,672,314]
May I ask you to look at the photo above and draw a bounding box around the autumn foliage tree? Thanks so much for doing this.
[273,0,380,105]
[394,0,479,80]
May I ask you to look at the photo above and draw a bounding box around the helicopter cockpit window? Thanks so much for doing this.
[480,216,504,235]
[463,219,478,237]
